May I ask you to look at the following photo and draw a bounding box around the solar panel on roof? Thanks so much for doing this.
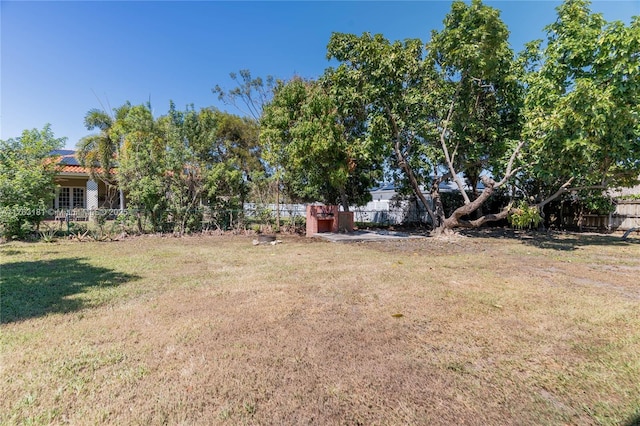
[49,149,81,166]
[50,149,75,156]
[61,156,81,166]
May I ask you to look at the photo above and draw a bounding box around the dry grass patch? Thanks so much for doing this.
[1,232,639,425]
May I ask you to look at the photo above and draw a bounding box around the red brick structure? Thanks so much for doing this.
[306,205,354,237]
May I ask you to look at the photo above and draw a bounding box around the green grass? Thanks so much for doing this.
[1,232,639,425]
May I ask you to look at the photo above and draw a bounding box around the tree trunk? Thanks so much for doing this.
[119,189,125,211]
[441,177,510,230]
[392,144,437,227]
[430,179,446,235]
[136,211,143,234]
[275,177,281,231]
[385,106,437,226]
[340,189,350,212]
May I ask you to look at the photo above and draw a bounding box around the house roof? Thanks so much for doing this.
[58,164,89,174]
[51,149,81,166]
[50,149,113,175]
[49,150,87,174]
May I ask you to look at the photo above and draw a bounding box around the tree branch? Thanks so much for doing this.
[496,140,525,188]
[536,177,575,209]
[439,99,471,204]
[458,209,510,228]
[385,106,437,226]
[537,181,609,209]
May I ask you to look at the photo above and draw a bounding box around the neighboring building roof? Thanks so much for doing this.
[370,183,396,192]
[58,164,89,174]
[370,179,484,197]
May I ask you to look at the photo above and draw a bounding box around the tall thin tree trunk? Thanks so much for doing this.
[430,180,446,235]
[275,177,281,231]
[340,189,349,212]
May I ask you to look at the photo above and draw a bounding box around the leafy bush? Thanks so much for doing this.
[508,201,543,229]
[0,125,65,239]
[580,193,615,215]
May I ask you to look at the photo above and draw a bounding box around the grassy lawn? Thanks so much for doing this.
[1,231,639,425]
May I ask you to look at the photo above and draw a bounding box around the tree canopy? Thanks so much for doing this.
[0,125,65,238]
[522,0,640,210]
[77,102,263,233]
[322,0,525,233]
[260,77,381,209]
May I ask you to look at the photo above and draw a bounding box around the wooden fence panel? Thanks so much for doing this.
[612,201,640,230]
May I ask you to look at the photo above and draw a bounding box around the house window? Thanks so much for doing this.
[58,187,85,209]
[59,188,70,209]
[72,188,85,208]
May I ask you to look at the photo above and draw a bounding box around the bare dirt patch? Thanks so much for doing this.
[1,233,639,425]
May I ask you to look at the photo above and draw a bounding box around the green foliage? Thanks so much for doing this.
[111,101,262,234]
[522,0,640,199]
[430,0,523,185]
[76,105,133,209]
[326,31,437,215]
[618,193,640,201]
[0,125,65,239]
[17,0,633,237]
[76,106,128,188]
[213,69,277,121]
[577,192,616,215]
[115,104,167,232]
[261,77,380,208]
[324,0,523,230]
[39,223,59,243]
[114,211,139,233]
[508,201,543,229]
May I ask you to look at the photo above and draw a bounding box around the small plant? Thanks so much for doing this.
[39,223,58,243]
[115,211,139,234]
[257,207,274,229]
[508,201,542,230]
[89,229,108,242]
[70,230,90,242]
[68,222,90,241]
[618,193,640,201]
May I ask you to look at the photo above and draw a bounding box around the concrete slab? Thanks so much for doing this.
[312,230,426,243]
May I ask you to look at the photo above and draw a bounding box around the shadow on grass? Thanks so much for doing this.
[459,228,640,251]
[625,413,640,426]
[0,257,140,324]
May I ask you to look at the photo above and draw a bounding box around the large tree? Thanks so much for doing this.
[114,104,167,231]
[213,69,286,225]
[326,0,523,234]
[260,77,380,210]
[427,0,524,230]
[180,106,264,222]
[213,69,277,121]
[520,0,640,216]
[327,33,433,218]
[0,125,65,238]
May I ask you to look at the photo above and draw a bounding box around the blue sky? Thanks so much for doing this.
[1,1,637,149]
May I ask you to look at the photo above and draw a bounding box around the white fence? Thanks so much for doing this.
[243,200,432,226]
